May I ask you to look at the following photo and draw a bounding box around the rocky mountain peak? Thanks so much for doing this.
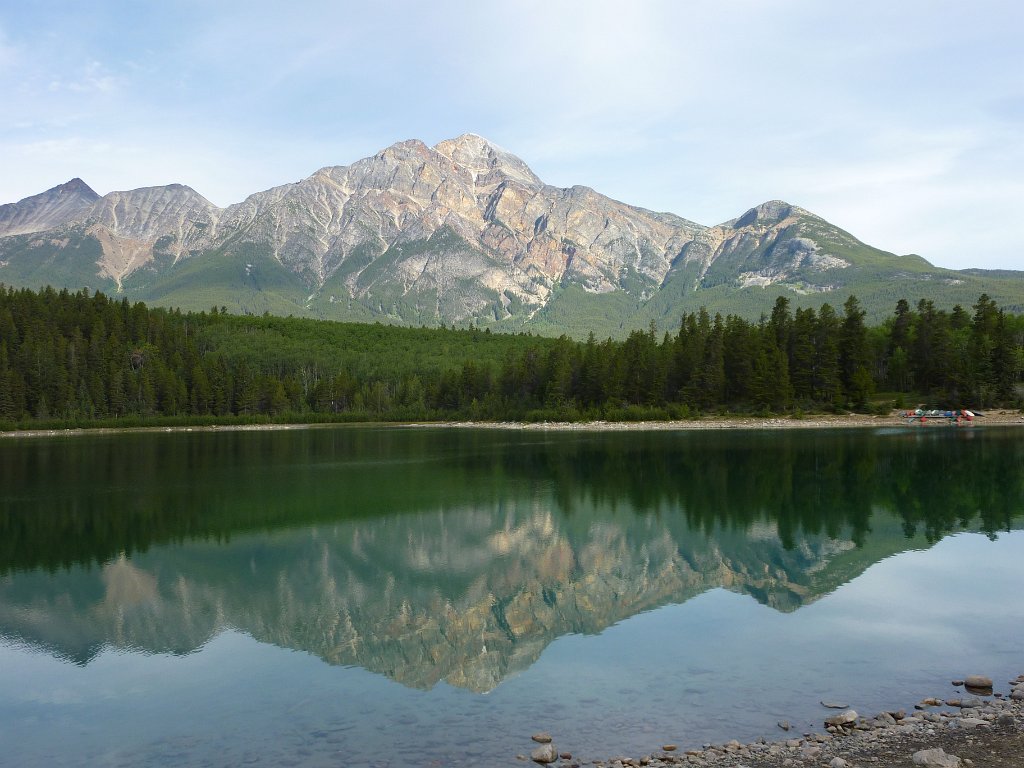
[433,133,542,188]
[0,177,102,237]
[732,200,801,229]
[3,135,1002,332]
[54,178,100,201]
[88,184,221,243]
[375,138,432,162]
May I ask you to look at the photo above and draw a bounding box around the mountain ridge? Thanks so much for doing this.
[2,134,1022,335]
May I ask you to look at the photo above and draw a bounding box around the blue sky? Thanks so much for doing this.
[1,0,1022,269]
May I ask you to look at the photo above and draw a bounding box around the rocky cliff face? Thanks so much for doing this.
[1,135,1017,329]
[198,135,706,317]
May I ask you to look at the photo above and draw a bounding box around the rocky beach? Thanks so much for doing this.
[521,676,1024,768]
[450,410,1024,432]
[4,409,1024,440]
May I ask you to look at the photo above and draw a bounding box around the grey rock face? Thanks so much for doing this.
[0,135,907,326]
[0,178,100,237]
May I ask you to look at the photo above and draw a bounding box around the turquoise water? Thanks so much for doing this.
[1,426,1022,766]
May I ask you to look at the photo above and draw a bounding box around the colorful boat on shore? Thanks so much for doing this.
[902,408,979,425]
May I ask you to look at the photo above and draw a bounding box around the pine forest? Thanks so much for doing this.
[1,285,1022,430]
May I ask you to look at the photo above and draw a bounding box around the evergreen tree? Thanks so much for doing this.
[839,296,872,408]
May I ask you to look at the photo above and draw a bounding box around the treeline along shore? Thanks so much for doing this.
[1,284,1022,430]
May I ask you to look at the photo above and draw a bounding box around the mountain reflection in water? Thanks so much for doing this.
[1,426,1021,692]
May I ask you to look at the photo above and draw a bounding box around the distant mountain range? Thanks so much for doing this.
[2,134,1022,335]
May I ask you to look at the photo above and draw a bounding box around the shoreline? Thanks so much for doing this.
[449,410,1024,432]
[535,675,1024,768]
[3,410,1023,439]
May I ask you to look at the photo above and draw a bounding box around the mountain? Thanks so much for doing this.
[2,135,1022,335]
[0,177,99,236]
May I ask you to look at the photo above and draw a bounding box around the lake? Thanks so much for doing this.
[1,425,1023,767]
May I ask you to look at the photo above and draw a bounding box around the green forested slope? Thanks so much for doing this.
[0,285,1021,429]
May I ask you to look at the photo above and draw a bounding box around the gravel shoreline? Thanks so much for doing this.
[3,410,1023,439]
[523,676,1024,768]
[445,410,1024,432]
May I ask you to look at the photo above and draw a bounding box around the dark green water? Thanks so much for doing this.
[1,425,1023,767]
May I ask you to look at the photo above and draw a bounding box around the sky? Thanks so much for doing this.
[1,0,1022,270]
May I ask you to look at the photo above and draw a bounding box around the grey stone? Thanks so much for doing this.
[531,744,557,764]
[912,747,962,767]
[821,701,849,709]
[825,709,858,726]
[777,721,791,731]
[829,759,851,768]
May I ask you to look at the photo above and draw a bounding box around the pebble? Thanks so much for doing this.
[777,721,790,731]
[963,675,993,690]
[532,733,553,744]
[829,758,851,768]
[821,701,849,709]
[661,745,676,752]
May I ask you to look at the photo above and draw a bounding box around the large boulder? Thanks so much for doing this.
[531,743,557,764]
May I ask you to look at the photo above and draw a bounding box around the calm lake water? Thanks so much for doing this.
[1,426,1023,767]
